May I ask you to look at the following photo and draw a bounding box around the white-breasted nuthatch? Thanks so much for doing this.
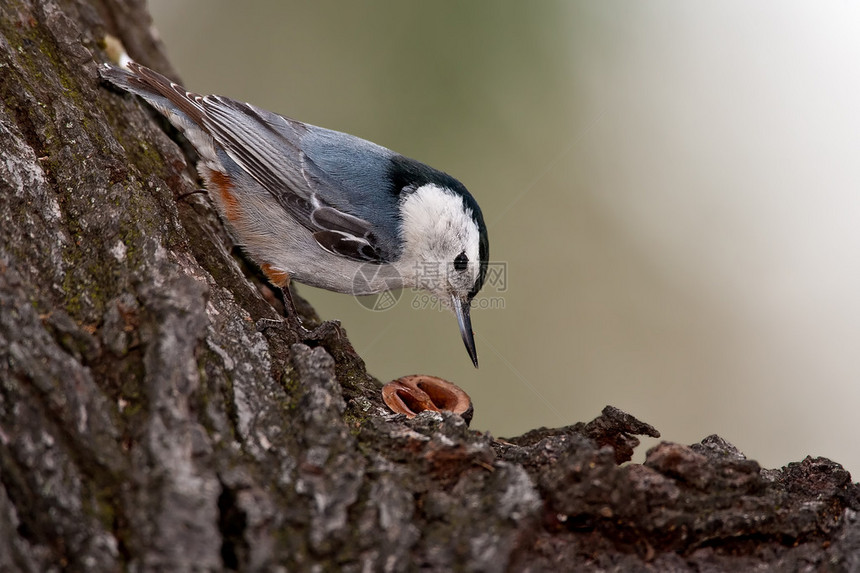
[100,62,488,367]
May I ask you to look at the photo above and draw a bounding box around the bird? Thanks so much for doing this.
[100,61,489,367]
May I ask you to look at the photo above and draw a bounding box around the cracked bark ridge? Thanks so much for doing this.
[2,0,860,571]
[497,423,860,572]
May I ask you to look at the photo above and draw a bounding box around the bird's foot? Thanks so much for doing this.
[256,315,342,345]
[255,283,343,344]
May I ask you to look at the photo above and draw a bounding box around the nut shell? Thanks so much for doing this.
[382,375,473,424]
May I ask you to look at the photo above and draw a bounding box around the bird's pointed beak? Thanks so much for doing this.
[452,294,479,368]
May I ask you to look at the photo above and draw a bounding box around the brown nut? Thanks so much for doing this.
[382,375,473,424]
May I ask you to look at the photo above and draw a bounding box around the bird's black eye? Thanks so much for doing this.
[453,252,469,272]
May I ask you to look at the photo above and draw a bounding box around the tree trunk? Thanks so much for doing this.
[1,1,858,571]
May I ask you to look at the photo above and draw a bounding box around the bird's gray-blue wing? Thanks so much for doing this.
[196,96,402,263]
[102,63,397,262]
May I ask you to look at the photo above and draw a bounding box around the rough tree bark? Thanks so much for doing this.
[1,1,859,571]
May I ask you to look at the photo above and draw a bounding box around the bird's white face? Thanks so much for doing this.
[396,182,487,367]
[397,183,483,306]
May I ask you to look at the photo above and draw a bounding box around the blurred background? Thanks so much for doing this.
[148,1,860,476]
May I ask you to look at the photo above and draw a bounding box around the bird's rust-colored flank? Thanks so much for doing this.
[205,166,291,288]
[206,169,242,223]
[260,263,290,288]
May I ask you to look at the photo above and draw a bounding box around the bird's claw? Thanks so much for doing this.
[255,316,342,345]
